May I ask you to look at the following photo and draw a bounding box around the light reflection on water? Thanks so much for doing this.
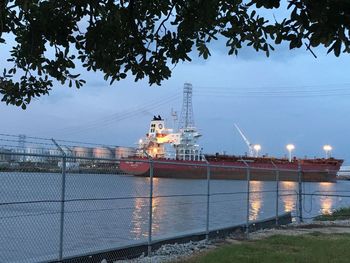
[250,181,262,221]
[317,182,334,215]
[130,196,164,239]
[131,197,148,239]
[280,181,297,212]
[131,179,342,236]
[320,197,333,215]
[130,177,168,238]
[151,181,163,235]
[240,181,340,222]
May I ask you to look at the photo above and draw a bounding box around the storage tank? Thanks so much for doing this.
[24,146,48,162]
[48,149,61,156]
[0,148,11,162]
[115,147,136,159]
[12,148,25,162]
[61,146,74,157]
[93,147,113,159]
[73,147,93,158]
[47,148,62,162]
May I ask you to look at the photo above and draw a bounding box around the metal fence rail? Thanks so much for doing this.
[0,150,348,262]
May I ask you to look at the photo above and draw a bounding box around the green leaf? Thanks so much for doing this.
[334,41,342,57]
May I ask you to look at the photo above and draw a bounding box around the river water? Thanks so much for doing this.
[1,172,350,262]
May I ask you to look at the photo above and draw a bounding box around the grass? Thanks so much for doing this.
[314,207,350,221]
[183,234,350,263]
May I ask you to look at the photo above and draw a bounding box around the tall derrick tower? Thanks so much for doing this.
[18,134,26,149]
[178,83,195,130]
[175,83,202,161]
[17,134,26,161]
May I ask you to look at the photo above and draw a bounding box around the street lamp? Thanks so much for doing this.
[323,145,332,159]
[253,144,261,157]
[286,144,295,162]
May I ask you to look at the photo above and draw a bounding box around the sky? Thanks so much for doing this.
[1,30,350,164]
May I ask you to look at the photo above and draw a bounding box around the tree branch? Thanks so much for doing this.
[304,42,317,58]
[154,4,175,39]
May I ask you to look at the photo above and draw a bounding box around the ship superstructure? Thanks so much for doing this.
[137,83,202,161]
[137,115,180,158]
[136,116,202,161]
[174,127,202,161]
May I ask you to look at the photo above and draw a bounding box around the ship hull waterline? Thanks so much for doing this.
[119,160,339,182]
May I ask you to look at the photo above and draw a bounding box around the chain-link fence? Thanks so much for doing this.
[1,148,349,263]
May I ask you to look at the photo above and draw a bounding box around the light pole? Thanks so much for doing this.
[286,144,295,162]
[253,144,261,157]
[323,145,332,159]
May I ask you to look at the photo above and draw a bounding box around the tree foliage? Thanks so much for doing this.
[1,0,350,109]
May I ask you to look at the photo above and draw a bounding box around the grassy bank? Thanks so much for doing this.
[183,233,350,263]
[314,207,350,221]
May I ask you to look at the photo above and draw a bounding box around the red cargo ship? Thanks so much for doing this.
[119,116,343,182]
[120,155,342,182]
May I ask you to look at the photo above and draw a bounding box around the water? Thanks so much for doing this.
[1,172,350,263]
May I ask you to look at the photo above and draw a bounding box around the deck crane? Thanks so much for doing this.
[234,123,254,157]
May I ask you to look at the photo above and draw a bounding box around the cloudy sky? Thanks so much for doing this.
[1,32,350,163]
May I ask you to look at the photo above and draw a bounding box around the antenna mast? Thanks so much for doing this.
[178,83,195,130]
[171,108,178,130]
[234,124,254,157]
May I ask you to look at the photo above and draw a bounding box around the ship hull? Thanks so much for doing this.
[119,157,342,182]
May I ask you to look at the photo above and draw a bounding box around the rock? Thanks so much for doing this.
[115,239,211,263]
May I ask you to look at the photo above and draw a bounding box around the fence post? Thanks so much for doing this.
[148,159,154,257]
[246,166,250,237]
[52,138,67,262]
[298,161,303,223]
[205,162,211,241]
[271,161,279,226]
[58,155,67,261]
[240,159,250,238]
[275,169,280,226]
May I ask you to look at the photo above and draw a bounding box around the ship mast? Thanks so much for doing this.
[178,83,195,130]
[176,83,201,161]
[171,108,178,131]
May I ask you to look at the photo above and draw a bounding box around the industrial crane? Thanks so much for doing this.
[234,123,254,157]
